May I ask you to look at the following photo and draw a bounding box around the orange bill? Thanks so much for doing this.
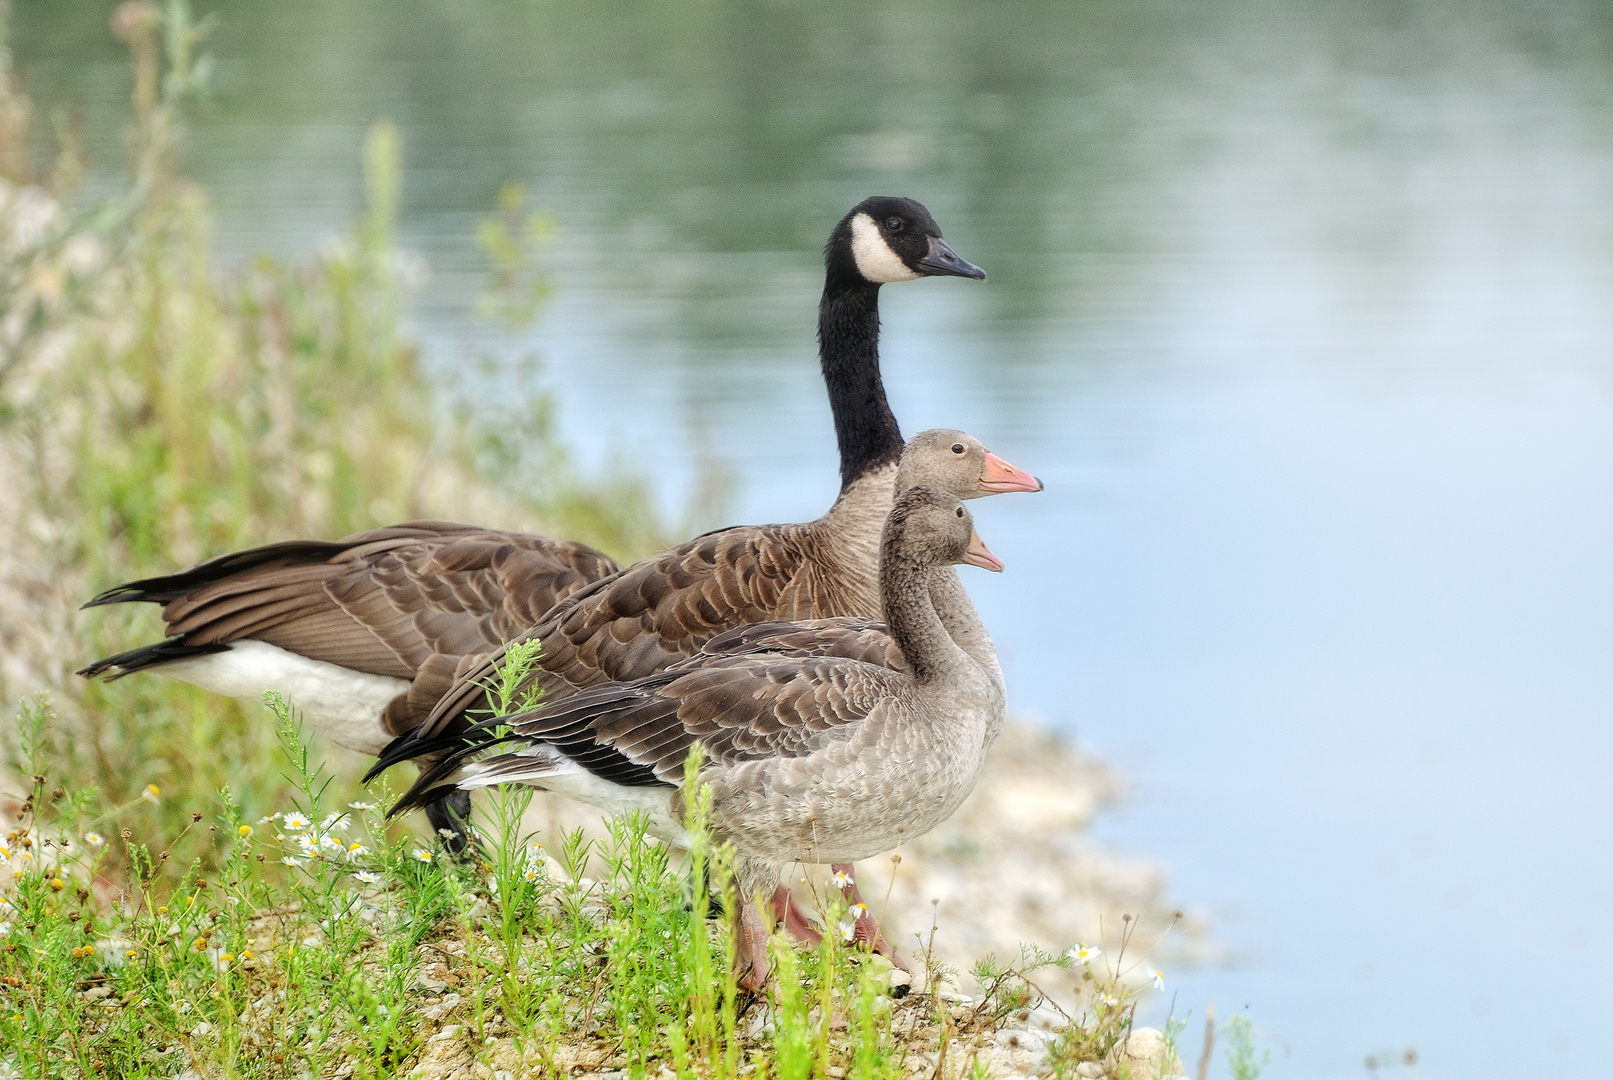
[963,530,1004,572]
[978,451,1044,493]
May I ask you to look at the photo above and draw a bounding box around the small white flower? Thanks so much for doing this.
[346,843,369,859]
[347,802,376,812]
[282,813,311,831]
[141,784,161,805]
[839,920,858,942]
[0,896,10,909]
[0,844,10,860]
[319,834,346,851]
[412,849,434,863]
[1151,969,1165,991]
[846,903,867,921]
[0,921,11,937]
[1099,991,1120,1007]
[174,1001,192,1014]
[1066,942,1101,965]
[354,871,379,884]
[281,856,304,868]
[320,813,349,833]
[436,828,458,840]
[295,834,319,856]
[831,868,855,889]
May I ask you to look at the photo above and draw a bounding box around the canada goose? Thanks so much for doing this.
[393,485,1007,990]
[75,196,988,845]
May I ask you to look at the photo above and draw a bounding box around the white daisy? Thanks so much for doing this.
[1066,942,1101,965]
[412,849,434,863]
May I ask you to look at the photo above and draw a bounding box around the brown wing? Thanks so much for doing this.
[698,619,908,671]
[420,642,908,800]
[87,520,619,684]
[420,523,831,737]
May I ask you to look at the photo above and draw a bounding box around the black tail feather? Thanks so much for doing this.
[79,540,358,610]
[76,639,230,681]
[362,726,479,784]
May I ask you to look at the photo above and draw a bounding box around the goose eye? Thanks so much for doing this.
[951,443,965,454]
[955,507,964,518]
[884,217,904,232]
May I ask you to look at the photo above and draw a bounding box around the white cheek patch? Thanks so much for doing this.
[849,212,921,283]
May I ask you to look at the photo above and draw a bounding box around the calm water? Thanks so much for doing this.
[15,1,1613,1075]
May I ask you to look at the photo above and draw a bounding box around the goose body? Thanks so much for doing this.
[383,427,1037,767]
[396,486,1007,987]
[77,522,619,753]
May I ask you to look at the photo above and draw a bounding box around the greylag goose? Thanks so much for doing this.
[393,485,1007,990]
[373,427,1036,770]
[75,195,986,845]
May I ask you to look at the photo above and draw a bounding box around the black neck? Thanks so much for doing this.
[818,275,904,491]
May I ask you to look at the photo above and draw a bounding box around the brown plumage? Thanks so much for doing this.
[78,521,620,740]
[401,430,1039,752]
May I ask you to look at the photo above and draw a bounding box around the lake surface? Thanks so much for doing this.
[14,1,1613,1075]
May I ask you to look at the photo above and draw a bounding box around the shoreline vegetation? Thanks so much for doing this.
[1,4,1245,1077]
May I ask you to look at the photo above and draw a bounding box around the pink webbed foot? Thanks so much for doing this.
[734,900,773,991]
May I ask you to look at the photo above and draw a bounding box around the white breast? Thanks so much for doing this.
[849,212,921,283]
[158,640,407,756]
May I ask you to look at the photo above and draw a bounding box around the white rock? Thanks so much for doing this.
[1026,1002,1069,1031]
[994,1028,1053,1054]
[427,1024,461,1043]
[1074,1063,1105,1079]
[1106,1027,1184,1077]
[424,993,462,1022]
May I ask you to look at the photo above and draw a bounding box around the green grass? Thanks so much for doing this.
[0,691,1066,1080]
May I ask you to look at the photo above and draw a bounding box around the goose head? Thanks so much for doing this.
[886,486,1004,574]
[896,429,1044,499]
[827,197,986,286]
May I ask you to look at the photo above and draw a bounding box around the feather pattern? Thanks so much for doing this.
[78,520,620,737]
[398,487,1006,880]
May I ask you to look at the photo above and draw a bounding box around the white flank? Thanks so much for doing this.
[459,749,691,848]
[849,212,920,283]
[160,640,407,756]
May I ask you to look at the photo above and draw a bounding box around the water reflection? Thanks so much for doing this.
[14,1,1613,1076]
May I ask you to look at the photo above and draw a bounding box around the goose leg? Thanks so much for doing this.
[831,862,911,972]
[734,900,773,991]
[424,791,476,859]
[770,886,824,947]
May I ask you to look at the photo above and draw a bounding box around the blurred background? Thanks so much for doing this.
[7,1,1613,1076]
